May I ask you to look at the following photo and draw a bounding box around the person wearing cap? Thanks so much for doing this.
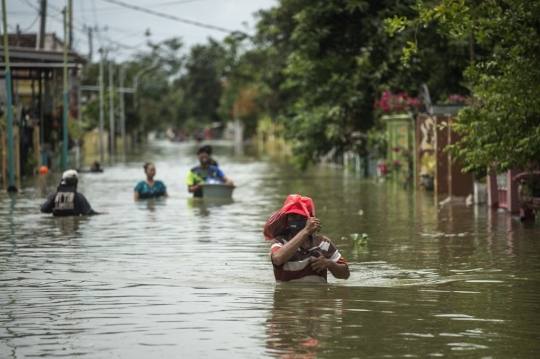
[186,146,233,198]
[40,170,104,216]
[265,195,350,283]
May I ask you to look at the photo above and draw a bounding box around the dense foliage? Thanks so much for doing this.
[235,0,469,168]
[387,0,540,173]
[82,0,481,169]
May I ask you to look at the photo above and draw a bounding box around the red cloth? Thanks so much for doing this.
[263,194,315,240]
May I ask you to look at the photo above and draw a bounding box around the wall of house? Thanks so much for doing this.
[416,114,473,198]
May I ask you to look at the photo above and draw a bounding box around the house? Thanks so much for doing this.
[415,105,474,202]
[0,32,87,183]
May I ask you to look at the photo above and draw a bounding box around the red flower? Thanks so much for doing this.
[374,90,421,114]
[377,162,388,175]
[392,147,400,152]
[393,160,400,166]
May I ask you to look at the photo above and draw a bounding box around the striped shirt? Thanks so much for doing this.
[270,234,348,283]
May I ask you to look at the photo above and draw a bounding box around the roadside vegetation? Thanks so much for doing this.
[81,0,540,172]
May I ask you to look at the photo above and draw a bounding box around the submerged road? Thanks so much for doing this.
[1,140,539,358]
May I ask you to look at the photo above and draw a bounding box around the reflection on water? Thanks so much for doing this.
[1,140,539,358]
[136,197,168,213]
[187,198,235,217]
[266,285,350,358]
[6,193,16,258]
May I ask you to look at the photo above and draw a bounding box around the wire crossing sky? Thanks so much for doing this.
[101,0,240,34]
[5,0,276,61]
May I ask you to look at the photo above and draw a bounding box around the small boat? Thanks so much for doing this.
[201,183,235,198]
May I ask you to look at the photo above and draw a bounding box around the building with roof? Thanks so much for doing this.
[1,32,87,183]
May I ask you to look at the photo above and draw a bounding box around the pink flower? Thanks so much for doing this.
[393,160,400,167]
[392,147,400,152]
[447,94,467,104]
[377,162,388,175]
[374,90,421,114]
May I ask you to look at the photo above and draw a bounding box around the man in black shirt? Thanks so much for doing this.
[41,170,104,216]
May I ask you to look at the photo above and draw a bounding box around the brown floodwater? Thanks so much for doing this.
[1,140,539,358]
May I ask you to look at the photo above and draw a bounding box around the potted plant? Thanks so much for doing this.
[431,93,469,116]
[374,90,421,116]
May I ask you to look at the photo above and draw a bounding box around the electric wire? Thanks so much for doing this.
[100,0,243,34]
[20,14,41,32]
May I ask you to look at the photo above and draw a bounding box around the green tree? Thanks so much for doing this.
[276,0,468,168]
[387,0,540,172]
[172,38,229,130]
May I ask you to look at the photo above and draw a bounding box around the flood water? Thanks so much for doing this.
[1,140,540,358]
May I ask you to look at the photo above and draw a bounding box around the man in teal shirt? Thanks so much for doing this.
[187,147,233,197]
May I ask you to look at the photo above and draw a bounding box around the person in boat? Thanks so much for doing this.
[134,162,168,200]
[89,161,103,173]
[41,170,105,216]
[186,146,233,198]
[264,195,350,283]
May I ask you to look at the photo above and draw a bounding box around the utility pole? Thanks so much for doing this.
[68,0,73,49]
[99,48,105,163]
[62,6,68,172]
[87,27,93,62]
[39,0,47,49]
[119,65,126,154]
[38,0,46,164]
[2,0,17,191]
[109,61,115,156]
[76,75,82,169]
[15,24,20,46]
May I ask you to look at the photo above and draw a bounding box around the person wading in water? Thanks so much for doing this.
[134,162,168,200]
[264,195,350,283]
[186,146,233,198]
[41,170,106,216]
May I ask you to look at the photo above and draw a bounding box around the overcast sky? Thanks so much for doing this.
[6,0,277,61]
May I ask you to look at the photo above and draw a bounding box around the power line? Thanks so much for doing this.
[153,0,204,6]
[20,14,40,32]
[19,0,89,54]
[79,0,89,29]
[91,0,104,46]
[74,0,204,13]
[101,0,243,35]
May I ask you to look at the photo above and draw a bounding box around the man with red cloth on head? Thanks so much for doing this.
[264,195,350,283]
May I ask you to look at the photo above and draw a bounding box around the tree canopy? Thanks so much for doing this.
[82,0,500,171]
[224,0,469,168]
[387,0,540,172]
